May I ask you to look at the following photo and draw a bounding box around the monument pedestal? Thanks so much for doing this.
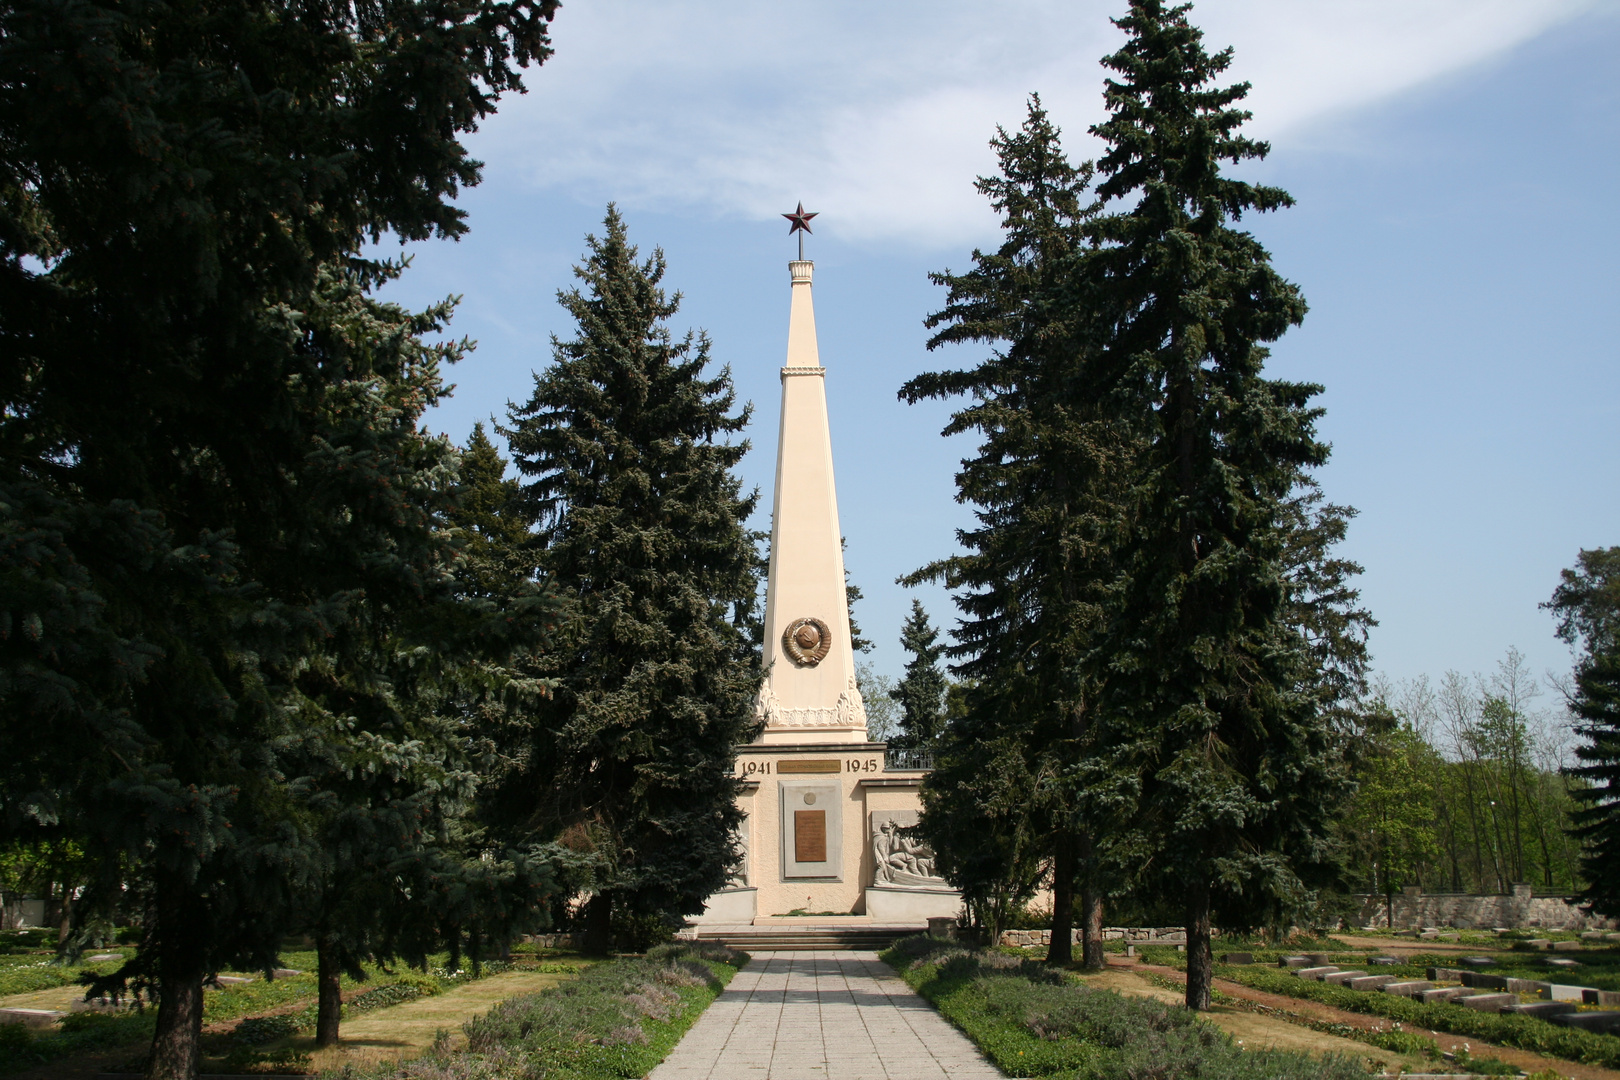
[865,886,963,922]
[696,887,757,923]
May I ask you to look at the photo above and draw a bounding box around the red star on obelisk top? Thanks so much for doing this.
[782,202,818,260]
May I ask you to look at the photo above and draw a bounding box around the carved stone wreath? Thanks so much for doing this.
[783,617,832,666]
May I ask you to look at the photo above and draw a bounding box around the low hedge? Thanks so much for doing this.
[320,942,748,1080]
[1220,965,1620,1069]
[882,936,1367,1080]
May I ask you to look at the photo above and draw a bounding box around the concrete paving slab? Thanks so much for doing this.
[648,950,1003,1080]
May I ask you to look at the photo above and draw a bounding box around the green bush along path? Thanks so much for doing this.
[329,943,747,1080]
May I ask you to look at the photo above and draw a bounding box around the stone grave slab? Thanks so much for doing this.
[1461,973,1508,989]
[1553,1011,1620,1034]
[1457,992,1516,1011]
[1381,981,1433,997]
[1502,1001,1577,1019]
[1295,966,1339,980]
[1322,971,1369,985]
[1583,989,1620,1007]
[1349,975,1396,991]
[0,1008,64,1028]
[1503,978,1548,995]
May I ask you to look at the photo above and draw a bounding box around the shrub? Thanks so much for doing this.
[321,945,745,1080]
[1361,1028,1433,1056]
[0,1024,31,1054]
[232,1015,302,1045]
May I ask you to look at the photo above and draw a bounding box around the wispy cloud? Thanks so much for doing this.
[482,0,1601,248]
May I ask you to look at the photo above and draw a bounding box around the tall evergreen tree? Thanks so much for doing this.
[1546,547,1620,915]
[452,423,534,596]
[1083,0,1347,1007]
[903,98,1134,966]
[0,0,558,1070]
[502,207,761,953]
[888,600,948,751]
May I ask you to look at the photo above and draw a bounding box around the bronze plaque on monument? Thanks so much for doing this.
[778,759,840,774]
[794,810,827,862]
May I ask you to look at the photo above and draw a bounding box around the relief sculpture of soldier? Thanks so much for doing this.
[870,811,944,888]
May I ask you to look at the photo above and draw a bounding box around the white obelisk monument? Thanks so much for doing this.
[753,204,868,743]
[695,207,956,924]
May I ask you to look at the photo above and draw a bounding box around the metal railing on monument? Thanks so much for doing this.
[884,747,935,771]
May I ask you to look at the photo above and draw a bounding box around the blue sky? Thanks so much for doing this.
[383,0,1620,697]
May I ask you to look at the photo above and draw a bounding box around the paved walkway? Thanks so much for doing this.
[649,950,1003,1080]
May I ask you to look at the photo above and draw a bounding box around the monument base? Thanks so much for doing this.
[692,887,758,923]
[865,885,962,922]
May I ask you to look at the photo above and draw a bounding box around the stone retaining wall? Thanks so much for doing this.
[1355,886,1618,932]
[999,926,1191,948]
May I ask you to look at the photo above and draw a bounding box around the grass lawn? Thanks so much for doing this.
[298,968,583,1073]
[0,950,584,1076]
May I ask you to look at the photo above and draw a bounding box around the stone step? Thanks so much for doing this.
[694,929,912,951]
